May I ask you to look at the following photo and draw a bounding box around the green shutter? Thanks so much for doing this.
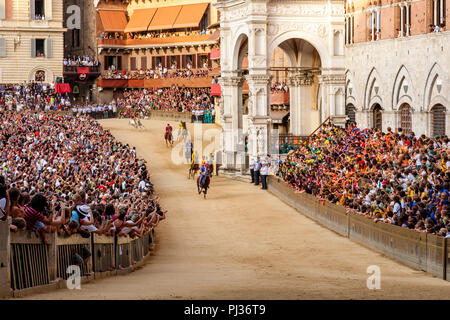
[0,38,6,57]
[30,0,35,19]
[46,38,52,58]
[0,0,6,20]
[31,38,36,57]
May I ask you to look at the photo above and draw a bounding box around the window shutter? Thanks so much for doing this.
[31,38,36,57]
[0,0,5,20]
[130,57,136,70]
[141,57,147,70]
[117,56,122,70]
[0,38,6,57]
[45,0,52,20]
[45,38,52,58]
[30,0,35,19]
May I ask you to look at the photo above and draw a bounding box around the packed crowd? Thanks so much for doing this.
[0,111,166,243]
[72,103,118,119]
[64,55,100,67]
[0,83,72,111]
[116,87,213,120]
[102,66,210,80]
[278,123,450,237]
[99,29,214,41]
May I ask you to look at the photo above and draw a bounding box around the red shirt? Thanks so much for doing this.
[24,206,45,230]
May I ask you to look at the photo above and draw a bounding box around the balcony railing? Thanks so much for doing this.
[63,65,101,74]
[97,34,212,47]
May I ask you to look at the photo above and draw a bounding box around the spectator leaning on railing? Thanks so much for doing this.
[0,111,166,245]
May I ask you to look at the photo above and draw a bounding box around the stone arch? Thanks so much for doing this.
[333,30,344,56]
[364,68,383,110]
[231,28,249,71]
[424,63,448,112]
[345,70,357,109]
[28,67,53,82]
[268,30,330,69]
[392,65,415,111]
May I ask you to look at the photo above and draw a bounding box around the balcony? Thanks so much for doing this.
[97,34,213,48]
[63,65,101,75]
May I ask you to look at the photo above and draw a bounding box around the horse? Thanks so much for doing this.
[135,118,145,130]
[129,118,137,128]
[188,162,199,180]
[164,130,173,147]
[197,174,210,199]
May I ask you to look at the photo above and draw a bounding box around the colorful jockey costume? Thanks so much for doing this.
[199,161,210,187]
[165,124,173,140]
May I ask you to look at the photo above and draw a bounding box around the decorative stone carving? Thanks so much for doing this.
[287,74,314,86]
[220,76,245,87]
[267,22,328,38]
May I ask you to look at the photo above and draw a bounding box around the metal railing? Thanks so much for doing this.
[63,65,100,73]
[0,219,155,297]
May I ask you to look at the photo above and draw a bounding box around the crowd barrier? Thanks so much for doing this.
[148,110,192,122]
[0,219,155,298]
[267,176,449,281]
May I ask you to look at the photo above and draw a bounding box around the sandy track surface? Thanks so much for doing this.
[23,119,450,300]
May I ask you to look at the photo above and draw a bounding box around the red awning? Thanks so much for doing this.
[211,83,221,96]
[55,83,72,94]
[210,48,220,60]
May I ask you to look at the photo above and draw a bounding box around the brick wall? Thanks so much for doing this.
[347,0,447,43]
[381,6,396,39]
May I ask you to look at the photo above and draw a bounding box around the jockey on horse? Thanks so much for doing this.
[164,123,173,145]
[198,159,211,191]
[176,120,188,141]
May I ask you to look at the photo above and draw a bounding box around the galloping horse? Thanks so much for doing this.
[188,162,199,180]
[129,116,144,129]
[197,174,210,199]
[164,123,173,147]
[164,130,173,147]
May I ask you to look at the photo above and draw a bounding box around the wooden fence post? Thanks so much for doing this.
[0,218,11,297]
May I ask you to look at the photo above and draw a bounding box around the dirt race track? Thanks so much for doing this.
[24,119,450,300]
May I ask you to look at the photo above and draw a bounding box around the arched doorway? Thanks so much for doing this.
[431,104,446,137]
[372,104,382,130]
[270,38,322,137]
[35,70,46,82]
[216,0,345,171]
[345,104,356,125]
[398,103,412,134]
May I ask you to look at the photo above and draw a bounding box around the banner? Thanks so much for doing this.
[55,83,72,94]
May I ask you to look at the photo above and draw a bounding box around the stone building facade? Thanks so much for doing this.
[0,0,66,83]
[345,0,450,137]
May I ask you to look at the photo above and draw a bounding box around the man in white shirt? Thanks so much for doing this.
[260,160,269,190]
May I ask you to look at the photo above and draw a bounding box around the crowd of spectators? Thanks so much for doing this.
[0,111,165,244]
[102,66,210,80]
[116,86,213,119]
[99,29,214,41]
[64,55,100,67]
[278,123,450,237]
[0,83,72,111]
